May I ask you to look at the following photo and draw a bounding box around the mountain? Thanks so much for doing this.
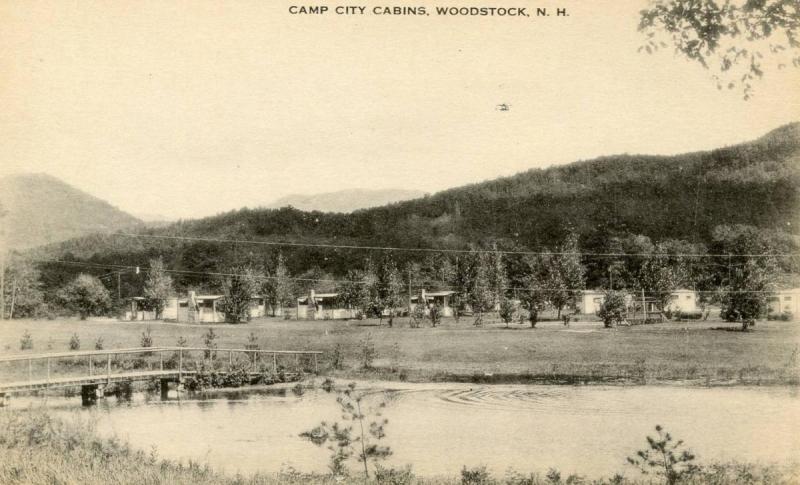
[0,173,142,250]
[267,189,426,213]
[34,123,800,292]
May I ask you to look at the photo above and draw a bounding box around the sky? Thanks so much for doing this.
[2,0,799,219]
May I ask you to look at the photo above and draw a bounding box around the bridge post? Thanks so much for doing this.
[229,350,233,367]
[28,358,32,383]
[314,353,318,374]
[0,393,7,407]
[178,349,183,380]
[107,354,112,385]
[160,379,170,401]
[46,358,50,388]
[159,352,163,371]
[81,384,100,406]
[272,353,277,373]
[89,355,93,376]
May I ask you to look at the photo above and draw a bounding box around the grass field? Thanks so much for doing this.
[1,315,798,386]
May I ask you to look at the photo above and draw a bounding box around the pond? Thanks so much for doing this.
[34,381,800,478]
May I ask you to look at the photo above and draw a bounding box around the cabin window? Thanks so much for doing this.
[785,296,792,301]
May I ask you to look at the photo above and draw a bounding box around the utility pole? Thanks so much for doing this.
[0,250,5,321]
[117,272,121,301]
[641,288,646,321]
[407,266,413,312]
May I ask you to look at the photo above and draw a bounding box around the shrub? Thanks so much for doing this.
[461,465,493,485]
[627,424,698,485]
[221,363,251,388]
[68,333,80,351]
[140,327,153,348]
[429,303,443,328]
[330,343,344,370]
[203,327,218,359]
[375,464,415,485]
[94,337,104,350]
[359,334,376,369]
[19,330,33,351]
[498,299,516,328]
[768,311,793,321]
[598,290,626,328]
[245,332,260,351]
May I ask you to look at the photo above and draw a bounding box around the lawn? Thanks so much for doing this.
[0,316,798,385]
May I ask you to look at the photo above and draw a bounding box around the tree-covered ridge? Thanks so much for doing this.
[27,123,800,297]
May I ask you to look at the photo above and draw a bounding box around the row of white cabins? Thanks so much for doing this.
[122,287,800,322]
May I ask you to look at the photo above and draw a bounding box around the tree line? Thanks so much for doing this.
[2,224,791,331]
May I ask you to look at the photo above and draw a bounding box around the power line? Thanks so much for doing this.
[112,232,800,258]
[33,259,787,294]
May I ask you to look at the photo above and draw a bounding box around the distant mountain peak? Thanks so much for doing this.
[267,188,426,213]
[0,173,142,249]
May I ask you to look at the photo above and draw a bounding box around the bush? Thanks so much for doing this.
[20,330,33,351]
[461,466,493,485]
[768,311,793,321]
[375,464,415,485]
[221,363,251,388]
[140,327,154,348]
[329,343,344,370]
[598,291,626,328]
[68,333,81,351]
[203,327,218,359]
[94,337,104,350]
[675,311,703,321]
[359,334,376,369]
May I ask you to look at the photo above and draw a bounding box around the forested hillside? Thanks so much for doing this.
[28,123,800,296]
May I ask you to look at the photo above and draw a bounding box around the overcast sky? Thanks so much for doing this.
[2,0,799,219]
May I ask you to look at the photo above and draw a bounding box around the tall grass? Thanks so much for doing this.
[0,410,797,484]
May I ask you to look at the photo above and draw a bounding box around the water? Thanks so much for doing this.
[26,382,800,478]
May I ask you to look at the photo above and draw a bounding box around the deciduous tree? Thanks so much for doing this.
[143,257,174,319]
[56,274,111,320]
[220,266,259,323]
[639,0,800,99]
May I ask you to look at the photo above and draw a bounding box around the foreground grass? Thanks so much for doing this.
[0,409,798,485]
[0,317,798,385]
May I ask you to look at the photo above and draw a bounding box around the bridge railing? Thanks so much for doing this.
[0,347,323,391]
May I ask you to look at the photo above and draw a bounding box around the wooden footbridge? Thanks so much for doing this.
[0,347,323,406]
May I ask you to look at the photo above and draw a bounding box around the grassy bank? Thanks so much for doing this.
[0,410,797,485]
[0,317,798,386]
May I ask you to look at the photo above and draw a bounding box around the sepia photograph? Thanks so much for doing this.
[1,0,799,484]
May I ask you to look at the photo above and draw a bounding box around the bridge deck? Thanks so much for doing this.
[0,370,198,393]
[0,347,321,395]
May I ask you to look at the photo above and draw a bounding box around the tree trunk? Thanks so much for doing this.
[557,306,562,319]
